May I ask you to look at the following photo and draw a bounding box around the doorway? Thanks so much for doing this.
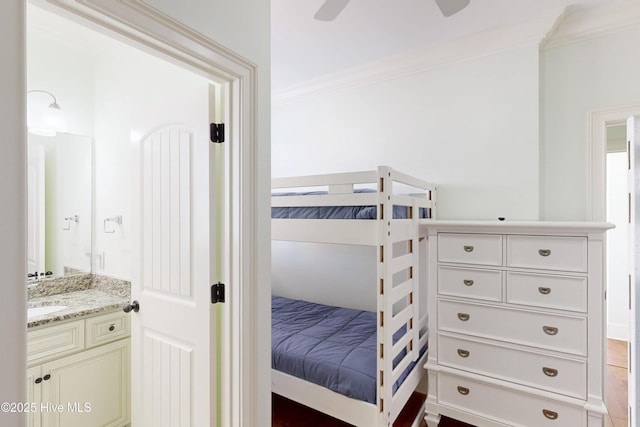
[27,4,221,425]
[591,106,640,427]
[21,1,261,425]
[606,123,630,341]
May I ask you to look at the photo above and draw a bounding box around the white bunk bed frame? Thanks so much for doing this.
[271,165,437,426]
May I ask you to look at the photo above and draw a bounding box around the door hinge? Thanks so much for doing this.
[210,123,225,143]
[211,282,225,304]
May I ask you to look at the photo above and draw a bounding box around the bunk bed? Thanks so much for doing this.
[271,166,437,426]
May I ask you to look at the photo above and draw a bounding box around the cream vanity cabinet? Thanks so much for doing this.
[423,221,613,427]
[27,310,130,427]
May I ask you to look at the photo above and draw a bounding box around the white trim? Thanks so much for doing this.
[272,2,640,107]
[272,370,378,426]
[542,0,640,50]
[273,10,564,106]
[27,1,261,426]
[588,105,640,221]
[607,322,630,341]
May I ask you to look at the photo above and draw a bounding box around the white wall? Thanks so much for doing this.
[26,22,95,137]
[27,8,96,279]
[272,45,541,312]
[53,133,93,275]
[145,0,270,65]
[540,24,640,220]
[607,152,630,340]
[273,45,540,221]
[272,242,378,311]
[92,42,210,280]
[0,1,26,424]
[28,133,93,277]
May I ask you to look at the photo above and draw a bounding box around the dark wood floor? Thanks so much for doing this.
[272,339,628,427]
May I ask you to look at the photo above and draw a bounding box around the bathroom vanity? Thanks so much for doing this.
[26,110,130,426]
[27,277,130,427]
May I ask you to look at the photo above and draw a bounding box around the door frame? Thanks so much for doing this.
[589,105,640,220]
[589,105,640,425]
[27,1,262,425]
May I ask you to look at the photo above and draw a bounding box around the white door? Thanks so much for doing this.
[628,115,639,425]
[129,124,216,426]
[27,141,45,277]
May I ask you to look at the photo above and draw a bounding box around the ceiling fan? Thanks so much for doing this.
[314,0,471,21]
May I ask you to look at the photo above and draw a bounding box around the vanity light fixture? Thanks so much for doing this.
[27,89,67,136]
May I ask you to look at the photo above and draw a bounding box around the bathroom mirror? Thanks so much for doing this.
[27,132,93,280]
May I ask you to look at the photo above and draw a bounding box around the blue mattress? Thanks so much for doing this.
[272,295,426,404]
[272,189,429,220]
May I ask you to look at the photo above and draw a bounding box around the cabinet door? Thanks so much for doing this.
[27,366,42,427]
[43,339,129,427]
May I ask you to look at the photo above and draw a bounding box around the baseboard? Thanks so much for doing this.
[607,322,629,341]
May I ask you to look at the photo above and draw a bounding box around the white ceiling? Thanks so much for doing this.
[271,0,612,91]
[30,1,618,93]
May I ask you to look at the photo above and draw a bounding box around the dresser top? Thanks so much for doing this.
[420,220,614,235]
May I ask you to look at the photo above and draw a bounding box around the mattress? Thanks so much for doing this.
[271,295,426,404]
[272,189,429,220]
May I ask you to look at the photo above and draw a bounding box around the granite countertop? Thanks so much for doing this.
[27,275,131,329]
[28,289,129,328]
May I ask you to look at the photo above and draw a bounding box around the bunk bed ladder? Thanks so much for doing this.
[377,166,422,425]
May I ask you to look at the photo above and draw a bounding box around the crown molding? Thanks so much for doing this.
[543,0,640,50]
[273,9,565,107]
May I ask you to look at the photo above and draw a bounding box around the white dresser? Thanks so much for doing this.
[422,221,613,427]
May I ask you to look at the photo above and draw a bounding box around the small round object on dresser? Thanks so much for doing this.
[498,217,505,221]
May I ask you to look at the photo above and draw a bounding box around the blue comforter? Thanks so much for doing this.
[271,190,429,220]
[272,295,425,403]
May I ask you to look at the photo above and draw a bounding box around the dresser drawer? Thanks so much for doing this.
[438,299,587,355]
[438,233,502,266]
[438,372,585,427]
[507,272,587,312]
[438,333,587,399]
[438,267,502,302]
[506,235,587,272]
[28,319,85,365]
[85,311,130,349]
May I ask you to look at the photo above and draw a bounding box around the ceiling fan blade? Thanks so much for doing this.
[314,0,351,21]
[435,0,470,17]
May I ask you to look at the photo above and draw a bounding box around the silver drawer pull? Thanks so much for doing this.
[538,287,551,295]
[463,279,474,286]
[463,245,474,252]
[457,386,470,396]
[457,313,470,321]
[542,367,558,377]
[542,409,558,420]
[538,249,551,257]
[457,349,470,358]
[543,326,559,336]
